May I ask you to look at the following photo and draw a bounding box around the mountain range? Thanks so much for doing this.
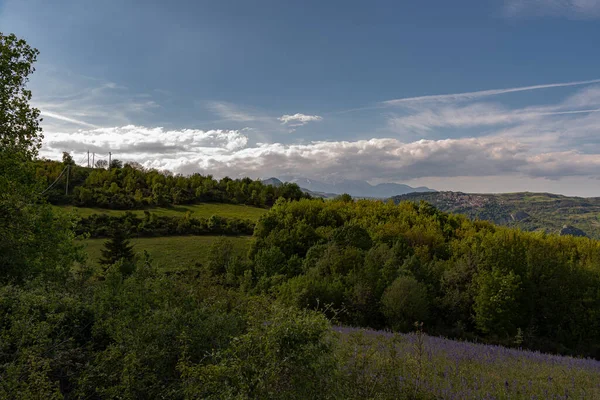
[264,176,435,198]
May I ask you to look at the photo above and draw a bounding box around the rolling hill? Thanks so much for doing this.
[393,191,600,239]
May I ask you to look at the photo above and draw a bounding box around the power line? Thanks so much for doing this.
[76,154,88,165]
[40,166,68,195]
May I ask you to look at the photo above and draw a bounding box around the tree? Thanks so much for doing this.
[99,226,135,274]
[0,32,42,158]
[381,276,430,332]
[110,159,123,169]
[62,152,75,166]
[95,159,108,169]
[0,33,80,282]
[334,193,353,203]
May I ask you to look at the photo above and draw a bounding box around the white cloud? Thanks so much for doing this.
[381,78,600,107]
[389,102,600,132]
[41,125,248,161]
[278,113,323,127]
[41,111,100,129]
[31,73,161,132]
[505,0,600,18]
[206,101,261,122]
[40,125,600,183]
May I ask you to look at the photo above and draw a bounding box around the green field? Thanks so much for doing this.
[82,235,254,271]
[56,203,267,221]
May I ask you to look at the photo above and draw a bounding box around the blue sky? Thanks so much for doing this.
[2,0,600,195]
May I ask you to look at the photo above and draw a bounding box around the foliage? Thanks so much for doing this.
[0,32,81,283]
[0,32,42,157]
[381,276,429,331]
[244,198,600,357]
[3,32,600,399]
[99,226,135,274]
[35,159,309,208]
[75,211,256,238]
[0,259,338,399]
[179,302,336,399]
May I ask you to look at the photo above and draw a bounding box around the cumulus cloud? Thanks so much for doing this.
[278,113,323,127]
[40,125,600,182]
[34,74,600,190]
[42,125,248,161]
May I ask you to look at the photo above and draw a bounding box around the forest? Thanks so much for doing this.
[3,32,600,399]
[241,198,600,357]
[35,157,308,209]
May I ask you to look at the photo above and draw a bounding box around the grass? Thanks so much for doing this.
[55,203,267,221]
[82,235,254,271]
[335,326,600,399]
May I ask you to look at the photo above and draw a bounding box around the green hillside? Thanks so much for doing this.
[83,235,253,271]
[393,191,600,239]
[55,203,267,221]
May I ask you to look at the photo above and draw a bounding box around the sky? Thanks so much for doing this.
[2,0,600,196]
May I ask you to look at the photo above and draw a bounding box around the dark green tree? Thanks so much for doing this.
[99,226,135,273]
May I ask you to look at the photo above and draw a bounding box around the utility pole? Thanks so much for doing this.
[87,150,90,168]
[108,151,112,169]
[65,165,70,196]
[92,153,95,168]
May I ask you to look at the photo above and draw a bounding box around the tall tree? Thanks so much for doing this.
[0,32,42,158]
[0,32,80,281]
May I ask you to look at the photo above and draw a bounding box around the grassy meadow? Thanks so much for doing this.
[55,202,268,221]
[82,235,254,271]
[335,327,600,399]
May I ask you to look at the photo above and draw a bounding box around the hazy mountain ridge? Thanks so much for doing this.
[393,191,600,239]
[276,176,436,198]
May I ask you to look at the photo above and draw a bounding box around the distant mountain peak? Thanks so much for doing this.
[277,175,435,198]
[261,177,283,187]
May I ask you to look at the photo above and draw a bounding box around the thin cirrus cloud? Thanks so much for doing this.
[388,102,600,132]
[381,78,600,107]
[32,75,161,131]
[35,74,600,190]
[504,0,600,18]
[41,110,100,129]
[206,101,263,123]
[387,83,600,159]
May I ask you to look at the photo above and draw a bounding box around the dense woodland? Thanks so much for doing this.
[3,32,600,399]
[224,198,600,358]
[36,157,308,209]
